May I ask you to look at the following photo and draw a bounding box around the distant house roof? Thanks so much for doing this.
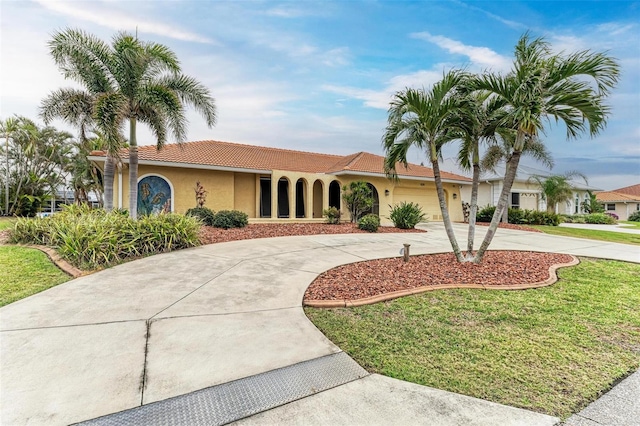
[89,140,471,184]
[596,191,640,203]
[610,183,640,197]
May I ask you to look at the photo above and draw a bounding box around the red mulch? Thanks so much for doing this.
[198,223,425,245]
[304,251,574,301]
[475,222,542,233]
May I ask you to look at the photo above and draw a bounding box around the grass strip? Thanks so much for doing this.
[0,246,70,307]
[532,225,640,245]
[305,258,640,419]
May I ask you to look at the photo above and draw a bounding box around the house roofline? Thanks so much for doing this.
[88,156,272,175]
[331,170,471,185]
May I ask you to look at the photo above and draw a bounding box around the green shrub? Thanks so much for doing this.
[389,202,427,229]
[584,213,616,224]
[212,210,249,229]
[628,211,640,222]
[476,205,496,222]
[358,214,380,232]
[323,207,341,224]
[186,207,215,226]
[10,207,200,269]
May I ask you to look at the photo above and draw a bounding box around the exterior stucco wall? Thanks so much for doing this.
[105,162,466,224]
[603,202,640,221]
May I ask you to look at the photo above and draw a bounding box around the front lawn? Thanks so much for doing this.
[0,246,70,307]
[0,217,16,231]
[620,221,640,229]
[305,258,640,419]
[532,225,640,245]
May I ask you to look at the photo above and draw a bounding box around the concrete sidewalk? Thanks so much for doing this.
[1,224,638,425]
[559,222,640,235]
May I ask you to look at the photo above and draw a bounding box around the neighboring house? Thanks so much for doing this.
[453,164,602,215]
[596,184,640,221]
[88,140,471,224]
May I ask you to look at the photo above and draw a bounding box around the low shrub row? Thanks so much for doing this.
[562,213,618,224]
[10,204,201,269]
[186,207,248,229]
[476,206,561,226]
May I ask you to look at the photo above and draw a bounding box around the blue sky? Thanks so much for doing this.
[1,0,638,190]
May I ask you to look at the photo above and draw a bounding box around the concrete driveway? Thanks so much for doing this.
[1,223,638,425]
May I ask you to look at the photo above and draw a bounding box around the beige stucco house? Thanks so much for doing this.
[596,184,640,220]
[89,140,471,225]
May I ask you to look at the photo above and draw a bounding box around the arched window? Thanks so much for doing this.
[138,175,172,215]
[364,183,379,216]
[329,180,341,210]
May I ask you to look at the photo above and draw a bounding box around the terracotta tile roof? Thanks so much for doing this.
[596,191,640,202]
[90,140,471,182]
[611,183,640,197]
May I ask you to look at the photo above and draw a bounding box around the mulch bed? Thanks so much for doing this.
[304,251,575,301]
[475,222,542,233]
[198,222,425,244]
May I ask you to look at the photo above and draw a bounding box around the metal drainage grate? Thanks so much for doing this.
[77,351,368,426]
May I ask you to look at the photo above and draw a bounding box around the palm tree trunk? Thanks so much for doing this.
[5,134,10,215]
[465,147,480,259]
[128,117,138,219]
[430,143,464,262]
[473,150,522,263]
[103,154,115,211]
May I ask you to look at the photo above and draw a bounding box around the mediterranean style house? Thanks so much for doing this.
[88,140,471,224]
[596,184,640,220]
[455,164,602,215]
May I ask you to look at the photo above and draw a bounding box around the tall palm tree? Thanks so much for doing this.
[383,70,469,262]
[527,172,587,214]
[1,117,21,215]
[471,33,619,263]
[45,28,217,218]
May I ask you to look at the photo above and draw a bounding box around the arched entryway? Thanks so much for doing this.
[295,178,307,218]
[312,180,323,218]
[278,177,290,218]
[329,180,341,210]
[137,174,172,215]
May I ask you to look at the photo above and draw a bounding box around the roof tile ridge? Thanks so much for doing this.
[343,152,366,170]
[161,139,345,159]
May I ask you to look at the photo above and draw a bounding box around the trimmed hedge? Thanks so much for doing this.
[476,205,560,226]
[628,211,640,222]
[211,210,249,229]
[358,214,380,232]
[584,213,616,224]
[185,207,215,226]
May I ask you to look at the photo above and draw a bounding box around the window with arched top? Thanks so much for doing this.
[138,175,172,215]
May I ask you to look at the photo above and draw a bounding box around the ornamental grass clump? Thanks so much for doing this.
[10,204,200,269]
[389,202,427,229]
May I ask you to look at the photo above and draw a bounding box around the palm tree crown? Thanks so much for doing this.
[42,28,217,218]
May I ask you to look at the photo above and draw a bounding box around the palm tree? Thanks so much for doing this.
[44,28,217,218]
[471,33,619,263]
[1,117,21,215]
[383,70,469,262]
[527,172,587,214]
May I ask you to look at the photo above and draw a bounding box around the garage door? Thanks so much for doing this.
[393,187,443,221]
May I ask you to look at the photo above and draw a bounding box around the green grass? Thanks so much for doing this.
[305,259,640,419]
[532,225,640,245]
[620,221,640,229]
[0,246,70,307]
[0,217,16,231]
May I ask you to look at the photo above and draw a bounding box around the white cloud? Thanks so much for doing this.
[34,0,216,44]
[323,69,447,110]
[411,32,512,71]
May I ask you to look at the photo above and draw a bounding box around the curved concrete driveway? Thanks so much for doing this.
[1,223,639,425]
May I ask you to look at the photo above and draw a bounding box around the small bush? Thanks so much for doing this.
[584,213,616,224]
[389,202,427,229]
[476,205,496,222]
[186,207,215,226]
[358,214,380,232]
[323,207,341,224]
[628,211,640,222]
[212,210,249,229]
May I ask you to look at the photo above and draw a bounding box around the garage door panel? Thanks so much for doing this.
[393,187,442,220]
